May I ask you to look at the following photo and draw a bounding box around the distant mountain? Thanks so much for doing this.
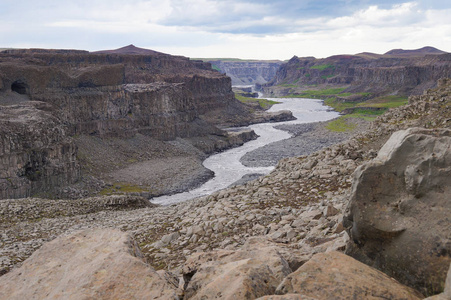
[383,46,447,57]
[355,52,382,59]
[92,44,165,56]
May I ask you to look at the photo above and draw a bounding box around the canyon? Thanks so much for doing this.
[207,60,284,86]
[0,45,450,299]
[0,45,292,200]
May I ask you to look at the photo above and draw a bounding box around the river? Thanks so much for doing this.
[150,97,339,205]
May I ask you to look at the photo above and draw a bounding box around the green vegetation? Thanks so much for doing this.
[235,93,280,109]
[359,95,408,108]
[325,95,409,131]
[310,64,335,71]
[211,64,222,72]
[324,97,355,111]
[326,117,357,132]
[99,182,148,196]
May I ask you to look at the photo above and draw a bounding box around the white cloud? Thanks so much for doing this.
[0,0,450,59]
[328,2,421,28]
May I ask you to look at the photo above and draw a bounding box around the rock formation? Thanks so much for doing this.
[0,228,180,299]
[344,128,451,295]
[1,48,450,298]
[0,102,80,199]
[0,46,290,199]
[208,60,284,86]
[0,229,425,300]
[261,47,451,99]
[275,251,423,299]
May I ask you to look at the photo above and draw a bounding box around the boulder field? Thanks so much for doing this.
[1,79,450,298]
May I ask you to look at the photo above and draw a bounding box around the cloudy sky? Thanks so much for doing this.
[0,0,450,59]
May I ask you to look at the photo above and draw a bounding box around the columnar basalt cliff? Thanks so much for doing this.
[208,60,284,86]
[0,102,80,199]
[0,45,273,199]
[261,47,451,98]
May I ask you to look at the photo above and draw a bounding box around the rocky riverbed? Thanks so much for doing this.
[241,117,370,168]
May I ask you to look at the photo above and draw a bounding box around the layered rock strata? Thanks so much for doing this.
[0,102,79,199]
[0,46,285,199]
[261,49,451,98]
[208,60,284,85]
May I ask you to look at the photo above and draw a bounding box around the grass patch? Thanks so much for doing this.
[352,108,387,116]
[346,109,387,121]
[357,95,408,108]
[326,117,356,132]
[211,64,222,72]
[99,182,148,196]
[235,93,280,109]
[310,64,335,71]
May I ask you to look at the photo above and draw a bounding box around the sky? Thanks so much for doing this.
[0,0,450,60]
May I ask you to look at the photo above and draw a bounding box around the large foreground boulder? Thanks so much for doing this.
[0,229,179,299]
[182,237,302,299]
[344,128,451,295]
[275,251,423,299]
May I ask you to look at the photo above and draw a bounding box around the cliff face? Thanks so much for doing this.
[208,60,283,86]
[0,102,80,199]
[0,50,240,138]
[0,47,256,199]
[262,50,451,97]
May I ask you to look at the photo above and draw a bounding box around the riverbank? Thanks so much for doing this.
[241,117,370,168]
[0,115,371,274]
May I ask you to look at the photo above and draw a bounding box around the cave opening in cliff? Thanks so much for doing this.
[11,80,29,95]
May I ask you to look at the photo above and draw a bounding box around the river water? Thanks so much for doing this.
[151,97,339,205]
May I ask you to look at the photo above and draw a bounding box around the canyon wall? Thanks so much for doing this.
[0,47,255,199]
[261,51,451,98]
[208,60,283,85]
[0,102,80,199]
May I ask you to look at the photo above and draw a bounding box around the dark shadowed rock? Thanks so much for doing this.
[275,251,423,299]
[0,229,180,299]
[344,128,451,295]
[425,263,451,299]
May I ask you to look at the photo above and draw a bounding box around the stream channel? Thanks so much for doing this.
[151,97,340,205]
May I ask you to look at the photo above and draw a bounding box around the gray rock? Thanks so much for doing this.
[344,128,451,295]
[161,232,180,245]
